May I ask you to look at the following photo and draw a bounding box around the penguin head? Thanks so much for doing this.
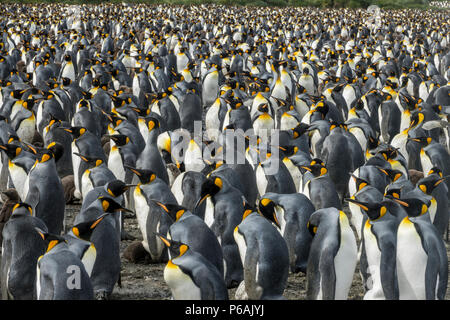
[157,234,189,259]
[72,213,110,241]
[46,141,64,163]
[73,152,104,168]
[10,89,25,100]
[292,123,310,139]
[61,77,72,86]
[417,175,446,195]
[312,101,329,119]
[390,197,429,218]
[11,202,33,216]
[345,198,389,221]
[106,180,137,198]
[97,196,133,214]
[108,134,130,147]
[35,228,67,253]
[125,165,157,184]
[156,202,187,222]
[384,188,402,200]
[196,176,223,207]
[427,167,443,178]
[146,117,160,133]
[377,167,404,182]
[408,136,432,147]
[258,197,279,228]
[257,103,270,114]
[36,149,55,164]
[408,111,425,129]
[63,54,71,62]
[301,162,327,177]
[0,143,22,159]
[350,174,369,191]
[60,126,87,139]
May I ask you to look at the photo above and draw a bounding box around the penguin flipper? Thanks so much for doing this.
[318,247,337,300]
[379,238,399,300]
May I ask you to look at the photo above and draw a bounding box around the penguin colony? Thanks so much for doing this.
[0,2,448,300]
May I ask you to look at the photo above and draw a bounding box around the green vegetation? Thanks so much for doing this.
[1,0,439,10]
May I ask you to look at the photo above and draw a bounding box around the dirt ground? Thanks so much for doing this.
[65,202,450,300]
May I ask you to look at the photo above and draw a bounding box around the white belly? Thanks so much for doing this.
[349,127,367,151]
[170,172,185,205]
[349,201,363,241]
[256,165,268,197]
[108,149,125,181]
[283,159,301,192]
[334,212,358,300]
[134,187,151,254]
[81,170,94,199]
[420,150,434,177]
[204,198,215,229]
[233,228,247,267]
[396,218,428,300]
[62,63,76,82]
[81,244,97,277]
[72,143,82,199]
[164,263,202,300]
[9,162,28,201]
[363,223,385,300]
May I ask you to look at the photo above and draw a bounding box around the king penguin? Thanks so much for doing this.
[306,207,357,300]
[233,206,289,300]
[158,234,228,300]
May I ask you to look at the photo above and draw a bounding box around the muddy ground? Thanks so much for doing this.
[65,202,450,300]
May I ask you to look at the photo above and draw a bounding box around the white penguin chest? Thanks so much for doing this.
[396,218,428,300]
[81,244,97,277]
[134,187,151,253]
[108,147,125,181]
[164,262,201,300]
[333,212,358,300]
[363,222,385,300]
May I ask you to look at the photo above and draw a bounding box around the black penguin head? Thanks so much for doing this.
[391,197,429,218]
[72,213,109,241]
[384,188,402,200]
[312,101,329,119]
[301,162,327,177]
[106,180,136,197]
[196,176,223,207]
[157,233,189,259]
[98,196,133,214]
[258,198,279,228]
[377,167,404,182]
[292,123,310,138]
[350,174,369,191]
[367,135,379,150]
[73,152,104,167]
[408,111,425,129]
[46,141,64,163]
[60,126,87,139]
[10,88,26,99]
[0,143,22,159]
[257,103,269,113]
[417,175,445,195]
[35,228,67,253]
[64,54,71,62]
[156,202,187,222]
[61,77,72,86]
[427,167,443,178]
[125,165,157,184]
[408,136,432,147]
[108,134,130,147]
[146,117,160,132]
[345,198,388,221]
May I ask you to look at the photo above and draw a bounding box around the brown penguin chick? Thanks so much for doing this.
[408,169,424,186]
[61,175,76,204]
[123,241,151,264]
[0,189,20,246]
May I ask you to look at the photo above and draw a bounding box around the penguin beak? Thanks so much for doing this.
[434,179,445,187]
[124,165,141,176]
[22,141,37,154]
[344,198,369,211]
[195,194,210,208]
[391,198,410,207]
[155,201,169,213]
[124,184,138,190]
[301,166,312,172]
[155,232,171,247]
